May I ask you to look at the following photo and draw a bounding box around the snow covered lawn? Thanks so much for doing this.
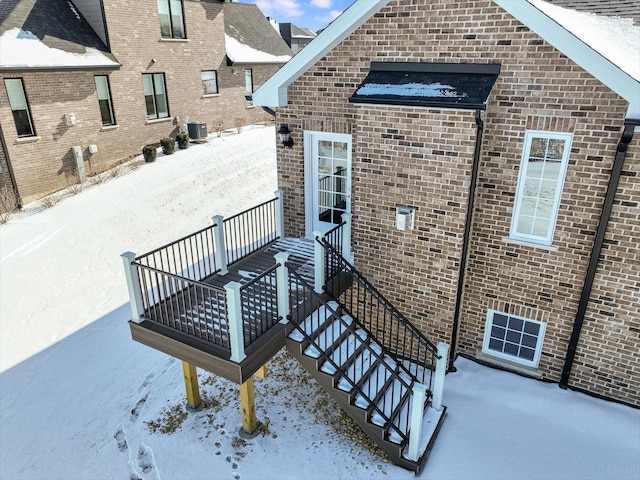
[1,126,638,480]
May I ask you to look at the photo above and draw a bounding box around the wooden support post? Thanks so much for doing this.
[407,382,427,462]
[239,377,258,437]
[212,215,229,275]
[341,212,352,260]
[313,230,325,294]
[433,342,449,412]
[255,364,268,379]
[182,361,202,411]
[275,252,290,324]
[274,189,284,239]
[121,252,144,323]
[225,281,246,363]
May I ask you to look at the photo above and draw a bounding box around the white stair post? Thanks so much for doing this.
[432,342,449,411]
[274,252,290,324]
[121,252,145,323]
[224,281,246,362]
[313,230,325,294]
[274,189,284,239]
[406,383,427,462]
[212,215,229,275]
[341,212,352,260]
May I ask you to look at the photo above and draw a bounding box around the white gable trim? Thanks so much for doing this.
[251,0,390,107]
[495,0,640,119]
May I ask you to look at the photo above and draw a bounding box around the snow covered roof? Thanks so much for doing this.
[252,0,640,120]
[223,2,292,65]
[0,0,119,71]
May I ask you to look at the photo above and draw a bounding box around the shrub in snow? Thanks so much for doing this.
[235,117,246,134]
[176,132,189,149]
[214,121,224,137]
[160,137,175,155]
[64,170,83,195]
[0,185,17,224]
[143,145,157,163]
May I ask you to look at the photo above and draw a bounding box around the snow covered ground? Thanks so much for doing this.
[1,126,638,480]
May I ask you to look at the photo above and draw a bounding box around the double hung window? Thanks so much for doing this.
[142,73,169,120]
[94,75,115,126]
[244,69,253,105]
[510,131,572,245]
[4,78,35,137]
[201,70,218,95]
[157,0,186,39]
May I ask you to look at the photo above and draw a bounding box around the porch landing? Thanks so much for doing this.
[129,237,316,385]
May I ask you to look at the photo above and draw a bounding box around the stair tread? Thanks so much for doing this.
[320,329,368,375]
[304,315,353,358]
[337,343,383,392]
[353,356,397,409]
[288,301,339,342]
[370,371,413,429]
[401,406,446,461]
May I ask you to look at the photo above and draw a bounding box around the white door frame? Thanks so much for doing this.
[303,130,352,239]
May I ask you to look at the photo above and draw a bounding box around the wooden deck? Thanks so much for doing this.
[129,237,318,384]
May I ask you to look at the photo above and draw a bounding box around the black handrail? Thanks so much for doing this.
[320,239,439,386]
[287,263,424,446]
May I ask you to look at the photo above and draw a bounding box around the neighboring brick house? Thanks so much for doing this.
[253,0,640,406]
[277,23,316,54]
[0,0,291,205]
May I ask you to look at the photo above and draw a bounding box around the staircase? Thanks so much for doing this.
[284,240,448,474]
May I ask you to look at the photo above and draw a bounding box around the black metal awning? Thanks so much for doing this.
[349,62,501,110]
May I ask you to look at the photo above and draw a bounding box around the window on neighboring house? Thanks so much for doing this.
[4,78,35,137]
[157,0,186,39]
[244,69,253,105]
[510,131,572,245]
[142,73,169,120]
[483,310,546,368]
[201,70,218,95]
[94,75,115,126]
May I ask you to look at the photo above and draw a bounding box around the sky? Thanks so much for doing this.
[0,125,638,480]
[237,0,356,32]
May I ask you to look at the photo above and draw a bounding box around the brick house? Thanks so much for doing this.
[252,0,640,406]
[0,0,291,206]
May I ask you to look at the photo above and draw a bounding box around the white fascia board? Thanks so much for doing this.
[494,0,640,120]
[252,0,391,108]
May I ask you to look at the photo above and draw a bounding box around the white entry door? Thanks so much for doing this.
[304,131,352,237]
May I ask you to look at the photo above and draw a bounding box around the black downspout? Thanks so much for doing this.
[0,122,22,208]
[260,106,276,118]
[448,109,484,372]
[559,120,637,389]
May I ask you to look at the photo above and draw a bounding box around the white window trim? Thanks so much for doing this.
[482,309,546,368]
[509,130,572,246]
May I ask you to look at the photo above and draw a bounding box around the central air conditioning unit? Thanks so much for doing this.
[187,122,207,140]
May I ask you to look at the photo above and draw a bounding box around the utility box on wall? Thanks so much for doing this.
[72,146,86,182]
[396,205,417,231]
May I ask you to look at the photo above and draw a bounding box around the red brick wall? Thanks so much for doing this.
[0,0,279,203]
[275,0,639,405]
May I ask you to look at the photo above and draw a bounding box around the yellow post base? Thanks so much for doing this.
[182,361,201,410]
[239,377,258,436]
[255,364,268,379]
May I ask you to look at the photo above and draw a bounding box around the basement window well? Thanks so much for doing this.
[349,62,501,110]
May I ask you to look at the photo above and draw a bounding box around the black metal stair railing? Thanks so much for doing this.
[320,239,440,390]
[287,264,420,447]
[223,197,279,265]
